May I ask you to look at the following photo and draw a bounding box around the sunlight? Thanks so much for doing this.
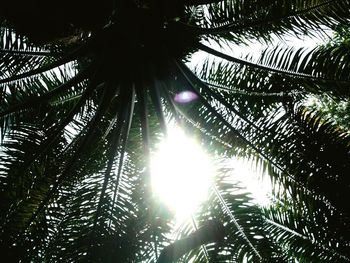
[230,158,272,206]
[151,127,213,219]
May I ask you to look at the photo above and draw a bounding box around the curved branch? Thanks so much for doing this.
[184,0,339,34]
[0,44,86,84]
[212,185,262,259]
[156,219,224,263]
[198,42,350,83]
[0,48,56,57]
[0,66,90,118]
[172,58,339,213]
[265,217,350,261]
[183,0,222,5]
[19,82,116,236]
[109,85,135,226]
[90,91,125,243]
[203,79,294,97]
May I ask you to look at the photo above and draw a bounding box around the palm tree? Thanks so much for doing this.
[1,0,350,262]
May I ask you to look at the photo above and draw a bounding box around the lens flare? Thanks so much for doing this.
[174,91,198,104]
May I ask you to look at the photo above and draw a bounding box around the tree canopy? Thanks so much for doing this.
[1,0,350,262]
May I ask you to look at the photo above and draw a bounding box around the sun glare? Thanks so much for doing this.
[230,158,272,206]
[151,127,213,219]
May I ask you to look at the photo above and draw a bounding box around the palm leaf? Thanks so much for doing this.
[1,1,350,262]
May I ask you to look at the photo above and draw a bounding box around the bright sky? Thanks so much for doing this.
[151,31,331,221]
[189,31,327,69]
[229,158,272,206]
[150,124,272,224]
[151,126,213,220]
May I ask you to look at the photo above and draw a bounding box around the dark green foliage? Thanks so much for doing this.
[309,95,350,129]
[1,0,350,262]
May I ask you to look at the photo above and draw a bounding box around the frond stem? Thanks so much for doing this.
[198,43,333,80]
[0,44,86,84]
[184,0,338,34]
[212,184,262,259]
[18,82,116,237]
[0,48,57,57]
[0,66,90,118]
[173,58,338,213]
[108,85,135,227]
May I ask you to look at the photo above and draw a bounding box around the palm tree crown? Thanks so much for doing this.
[1,0,350,262]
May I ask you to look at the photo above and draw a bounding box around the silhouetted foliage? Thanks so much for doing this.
[1,1,350,262]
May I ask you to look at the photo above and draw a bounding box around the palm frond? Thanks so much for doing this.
[186,0,350,42]
[1,1,350,262]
